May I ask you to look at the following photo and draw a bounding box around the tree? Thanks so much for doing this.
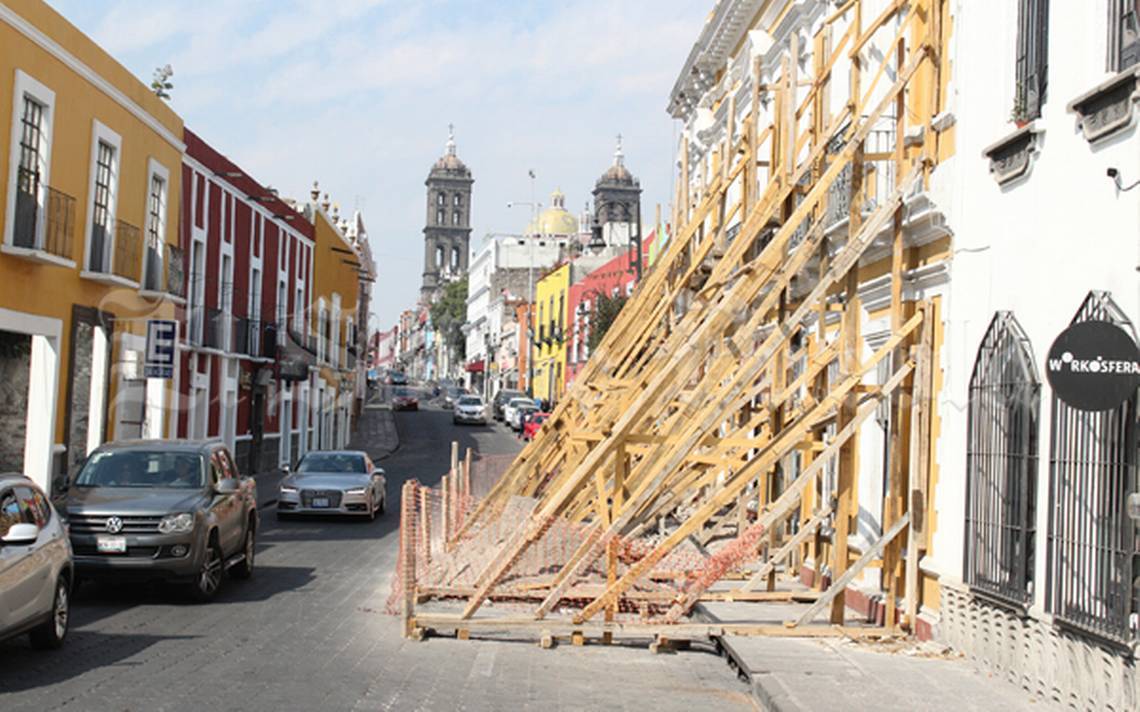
[587,291,627,352]
[430,278,468,363]
[150,64,174,100]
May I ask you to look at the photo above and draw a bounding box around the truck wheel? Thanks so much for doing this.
[190,539,224,602]
[230,523,255,580]
[29,577,69,649]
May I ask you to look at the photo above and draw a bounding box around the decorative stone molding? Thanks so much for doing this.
[1068,66,1140,144]
[939,582,1140,711]
[982,123,1043,186]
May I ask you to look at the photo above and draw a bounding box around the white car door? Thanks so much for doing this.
[0,487,42,631]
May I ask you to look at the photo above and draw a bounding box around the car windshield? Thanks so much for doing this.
[509,398,534,408]
[297,453,366,473]
[497,391,523,402]
[458,396,482,406]
[75,450,204,489]
[394,388,413,397]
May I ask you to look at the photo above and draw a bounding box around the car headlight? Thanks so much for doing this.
[158,512,195,534]
[280,486,298,494]
[345,487,367,495]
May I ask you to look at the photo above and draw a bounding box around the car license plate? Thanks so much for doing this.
[312,497,330,508]
[96,536,127,554]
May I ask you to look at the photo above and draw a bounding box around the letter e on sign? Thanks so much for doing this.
[145,319,177,379]
[1046,320,1140,412]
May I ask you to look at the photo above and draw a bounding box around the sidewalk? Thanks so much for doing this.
[716,633,1064,712]
[350,403,401,461]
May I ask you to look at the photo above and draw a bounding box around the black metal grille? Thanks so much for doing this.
[964,312,1039,606]
[15,97,45,249]
[1015,0,1050,120]
[1045,291,1138,644]
[301,490,342,508]
[67,513,162,534]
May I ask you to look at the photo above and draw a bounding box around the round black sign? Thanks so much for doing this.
[1046,320,1140,412]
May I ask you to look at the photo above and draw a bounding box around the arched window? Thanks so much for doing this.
[1045,291,1138,642]
[453,194,461,207]
[451,246,460,270]
[964,311,1039,606]
[435,245,444,269]
[436,209,444,225]
[437,193,445,206]
[453,210,461,225]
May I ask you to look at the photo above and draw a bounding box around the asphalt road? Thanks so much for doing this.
[0,394,753,711]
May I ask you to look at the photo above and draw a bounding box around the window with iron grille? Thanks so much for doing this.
[964,312,1039,607]
[1108,0,1140,72]
[1014,0,1050,121]
[143,174,165,290]
[89,140,115,272]
[1045,291,1139,644]
[15,96,45,248]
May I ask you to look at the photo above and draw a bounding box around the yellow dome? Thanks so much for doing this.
[527,189,580,235]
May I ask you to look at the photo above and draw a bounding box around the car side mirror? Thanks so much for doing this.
[281,465,291,476]
[215,478,241,495]
[2,522,39,545]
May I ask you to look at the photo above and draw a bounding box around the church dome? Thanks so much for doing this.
[527,189,580,235]
[595,134,639,187]
[429,125,471,178]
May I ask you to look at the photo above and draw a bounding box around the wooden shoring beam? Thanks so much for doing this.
[662,354,916,621]
[455,37,930,620]
[904,304,933,628]
[528,167,921,623]
[577,319,921,625]
[791,512,910,628]
[740,507,832,592]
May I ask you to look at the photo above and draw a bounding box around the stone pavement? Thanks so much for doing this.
[718,634,1065,712]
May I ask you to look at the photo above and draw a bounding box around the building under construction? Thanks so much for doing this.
[392,2,1140,710]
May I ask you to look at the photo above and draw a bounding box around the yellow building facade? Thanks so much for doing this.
[0,0,184,492]
[530,262,568,406]
[308,203,362,450]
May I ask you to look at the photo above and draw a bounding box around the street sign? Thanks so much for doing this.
[1046,320,1140,412]
[144,319,177,379]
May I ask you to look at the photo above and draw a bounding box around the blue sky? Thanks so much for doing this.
[46,0,706,329]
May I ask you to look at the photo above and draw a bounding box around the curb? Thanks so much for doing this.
[692,602,799,712]
[374,408,402,462]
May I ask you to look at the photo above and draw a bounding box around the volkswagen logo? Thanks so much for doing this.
[105,516,124,534]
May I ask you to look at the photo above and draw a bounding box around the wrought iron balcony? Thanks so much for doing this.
[203,307,226,350]
[11,173,76,262]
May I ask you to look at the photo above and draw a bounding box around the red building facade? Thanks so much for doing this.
[176,128,316,474]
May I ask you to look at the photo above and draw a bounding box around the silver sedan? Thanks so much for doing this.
[276,451,386,520]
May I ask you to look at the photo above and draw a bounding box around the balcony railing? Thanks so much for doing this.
[233,317,264,357]
[203,307,225,350]
[12,173,76,262]
[142,241,162,291]
[112,221,141,283]
[166,244,185,297]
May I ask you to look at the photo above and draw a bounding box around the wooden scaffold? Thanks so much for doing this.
[392,0,948,648]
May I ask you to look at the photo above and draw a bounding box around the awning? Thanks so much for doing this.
[465,359,485,373]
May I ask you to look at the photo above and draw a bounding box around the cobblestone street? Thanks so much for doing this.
[0,395,754,711]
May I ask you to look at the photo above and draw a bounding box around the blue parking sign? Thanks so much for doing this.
[145,319,177,379]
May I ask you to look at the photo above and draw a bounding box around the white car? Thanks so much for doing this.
[453,395,487,425]
[0,474,73,649]
[503,397,536,430]
[277,450,387,519]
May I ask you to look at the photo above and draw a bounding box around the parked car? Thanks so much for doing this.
[492,389,525,421]
[277,451,386,520]
[503,397,535,429]
[62,440,258,602]
[523,412,551,441]
[453,395,487,425]
[512,404,539,432]
[392,388,419,411]
[0,474,73,649]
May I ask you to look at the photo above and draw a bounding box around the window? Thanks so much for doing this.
[963,312,1039,607]
[454,194,461,207]
[89,140,116,272]
[0,490,23,538]
[435,245,444,269]
[1108,0,1140,71]
[1045,291,1138,644]
[453,210,461,225]
[437,209,444,224]
[1014,0,1050,121]
[143,163,168,291]
[14,96,46,249]
[437,193,444,206]
[17,487,50,528]
[451,246,460,270]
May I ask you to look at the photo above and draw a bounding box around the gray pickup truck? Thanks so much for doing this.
[62,440,258,602]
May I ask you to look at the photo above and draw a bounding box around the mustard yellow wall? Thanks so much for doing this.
[311,210,361,389]
[0,0,183,444]
[531,263,569,404]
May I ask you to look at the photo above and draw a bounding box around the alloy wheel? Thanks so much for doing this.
[53,582,69,639]
[199,545,223,596]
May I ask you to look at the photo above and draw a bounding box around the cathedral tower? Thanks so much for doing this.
[421,125,473,303]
